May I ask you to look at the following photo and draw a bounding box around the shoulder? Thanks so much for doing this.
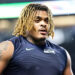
[9,36,24,43]
[46,40,67,52]
[9,36,21,42]
[9,36,23,49]
[46,40,67,58]
[0,40,14,51]
[0,40,14,61]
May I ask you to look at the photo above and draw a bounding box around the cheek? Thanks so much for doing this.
[33,23,40,31]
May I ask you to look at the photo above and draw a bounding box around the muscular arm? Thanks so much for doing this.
[0,41,14,75]
[63,50,74,75]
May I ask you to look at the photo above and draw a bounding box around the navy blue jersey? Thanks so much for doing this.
[3,36,67,75]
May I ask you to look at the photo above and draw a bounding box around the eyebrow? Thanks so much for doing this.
[36,16,42,19]
[35,16,48,20]
[45,17,48,20]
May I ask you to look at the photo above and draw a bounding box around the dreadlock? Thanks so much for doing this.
[12,3,54,38]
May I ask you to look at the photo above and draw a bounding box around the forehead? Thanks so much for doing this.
[35,10,48,18]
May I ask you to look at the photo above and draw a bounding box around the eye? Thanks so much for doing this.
[34,16,41,23]
[34,19,40,23]
[45,18,48,24]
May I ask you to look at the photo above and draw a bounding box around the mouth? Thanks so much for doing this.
[39,29,47,35]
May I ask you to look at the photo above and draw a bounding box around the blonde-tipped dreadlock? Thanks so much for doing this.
[12,3,54,38]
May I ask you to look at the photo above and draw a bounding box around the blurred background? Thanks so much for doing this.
[0,0,75,74]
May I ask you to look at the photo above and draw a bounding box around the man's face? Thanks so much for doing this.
[27,10,50,41]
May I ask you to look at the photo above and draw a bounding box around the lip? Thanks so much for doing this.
[39,30,47,35]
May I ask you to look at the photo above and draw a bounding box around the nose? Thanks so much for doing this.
[40,20,46,28]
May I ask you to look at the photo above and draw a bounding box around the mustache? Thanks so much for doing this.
[39,28,47,32]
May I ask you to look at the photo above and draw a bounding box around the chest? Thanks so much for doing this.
[11,45,65,73]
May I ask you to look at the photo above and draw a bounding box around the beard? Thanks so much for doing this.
[29,35,46,45]
[34,37,45,42]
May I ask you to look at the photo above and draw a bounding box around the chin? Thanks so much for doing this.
[38,36,46,41]
[33,36,46,42]
[40,38,46,41]
[41,35,47,39]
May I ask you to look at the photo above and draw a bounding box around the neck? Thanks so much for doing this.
[26,36,46,46]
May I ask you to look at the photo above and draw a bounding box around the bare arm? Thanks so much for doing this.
[0,41,14,75]
[63,50,74,75]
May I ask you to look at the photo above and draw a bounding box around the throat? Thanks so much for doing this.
[26,36,46,46]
